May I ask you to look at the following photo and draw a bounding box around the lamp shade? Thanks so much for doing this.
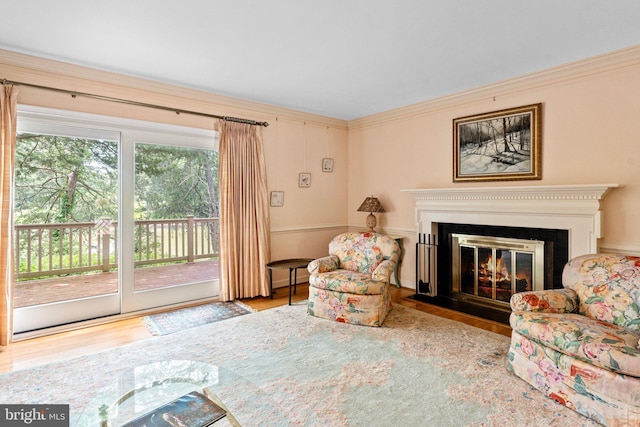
[357,197,385,232]
[357,196,385,213]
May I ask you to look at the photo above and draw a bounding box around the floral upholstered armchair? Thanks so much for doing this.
[307,232,400,327]
[508,254,640,426]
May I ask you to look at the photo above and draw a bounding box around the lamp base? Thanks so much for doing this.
[365,213,377,232]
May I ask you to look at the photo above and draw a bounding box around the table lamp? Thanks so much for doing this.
[357,196,385,232]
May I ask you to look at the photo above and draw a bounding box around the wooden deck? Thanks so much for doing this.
[14,260,219,308]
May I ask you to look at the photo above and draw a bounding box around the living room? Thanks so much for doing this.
[1,2,640,426]
[1,28,638,285]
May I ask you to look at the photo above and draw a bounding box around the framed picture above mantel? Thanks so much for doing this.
[453,103,542,182]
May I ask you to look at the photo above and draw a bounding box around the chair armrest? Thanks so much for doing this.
[372,259,396,282]
[510,288,578,313]
[308,255,340,274]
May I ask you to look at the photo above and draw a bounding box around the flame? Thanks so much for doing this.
[480,255,511,282]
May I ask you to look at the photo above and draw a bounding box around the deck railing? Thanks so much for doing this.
[14,216,220,280]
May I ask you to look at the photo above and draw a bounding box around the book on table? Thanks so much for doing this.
[121,390,227,427]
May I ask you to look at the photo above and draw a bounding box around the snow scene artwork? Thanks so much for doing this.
[453,104,541,182]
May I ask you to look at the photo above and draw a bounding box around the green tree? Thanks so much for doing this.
[15,134,219,224]
[15,133,118,224]
[134,144,218,220]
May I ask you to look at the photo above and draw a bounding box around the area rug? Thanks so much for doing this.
[143,301,252,335]
[0,303,598,426]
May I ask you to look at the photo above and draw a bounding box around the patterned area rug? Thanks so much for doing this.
[143,301,252,335]
[0,303,599,426]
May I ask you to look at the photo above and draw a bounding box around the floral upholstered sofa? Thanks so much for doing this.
[307,232,400,327]
[508,253,640,426]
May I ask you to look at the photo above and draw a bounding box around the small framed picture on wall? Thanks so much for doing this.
[299,173,311,188]
[322,158,334,172]
[270,191,284,207]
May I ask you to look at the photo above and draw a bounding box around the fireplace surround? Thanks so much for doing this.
[404,184,619,323]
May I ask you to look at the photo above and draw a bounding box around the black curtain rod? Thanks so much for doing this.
[1,78,269,127]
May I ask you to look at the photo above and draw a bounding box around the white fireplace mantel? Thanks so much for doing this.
[403,184,619,257]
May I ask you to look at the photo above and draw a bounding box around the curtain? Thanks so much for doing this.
[0,85,18,347]
[219,121,271,301]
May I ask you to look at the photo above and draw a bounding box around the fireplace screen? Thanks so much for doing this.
[452,234,544,306]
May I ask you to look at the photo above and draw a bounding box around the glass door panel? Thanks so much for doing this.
[515,252,534,292]
[126,141,219,311]
[459,246,475,295]
[477,247,493,299]
[13,120,120,332]
[495,249,512,302]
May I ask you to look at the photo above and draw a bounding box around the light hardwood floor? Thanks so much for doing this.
[0,284,511,374]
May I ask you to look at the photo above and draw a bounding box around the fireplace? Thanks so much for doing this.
[429,222,568,322]
[452,233,544,308]
[404,184,619,323]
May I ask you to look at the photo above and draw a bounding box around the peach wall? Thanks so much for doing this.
[2,46,639,292]
[0,50,348,289]
[348,46,640,288]
[264,118,348,286]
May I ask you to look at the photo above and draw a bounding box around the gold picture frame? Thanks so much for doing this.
[453,103,542,182]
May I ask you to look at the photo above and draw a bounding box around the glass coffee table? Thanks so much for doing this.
[76,360,246,426]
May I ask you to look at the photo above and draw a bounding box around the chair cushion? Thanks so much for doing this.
[562,254,640,331]
[309,269,387,295]
[511,311,640,376]
[307,255,340,274]
[510,288,578,313]
[329,232,397,274]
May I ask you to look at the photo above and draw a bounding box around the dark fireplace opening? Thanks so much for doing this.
[412,223,569,324]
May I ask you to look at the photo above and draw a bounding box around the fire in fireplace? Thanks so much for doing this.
[413,223,568,324]
[451,234,544,309]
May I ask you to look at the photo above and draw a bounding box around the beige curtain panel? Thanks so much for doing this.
[219,121,271,301]
[0,85,18,347]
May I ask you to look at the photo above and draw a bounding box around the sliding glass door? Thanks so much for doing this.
[13,107,219,333]
[122,134,220,313]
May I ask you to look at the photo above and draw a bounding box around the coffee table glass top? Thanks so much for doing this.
[75,360,240,427]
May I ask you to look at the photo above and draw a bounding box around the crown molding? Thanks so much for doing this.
[0,49,349,130]
[349,45,640,129]
[3,45,638,131]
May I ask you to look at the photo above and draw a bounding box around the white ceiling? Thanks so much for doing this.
[1,1,639,120]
